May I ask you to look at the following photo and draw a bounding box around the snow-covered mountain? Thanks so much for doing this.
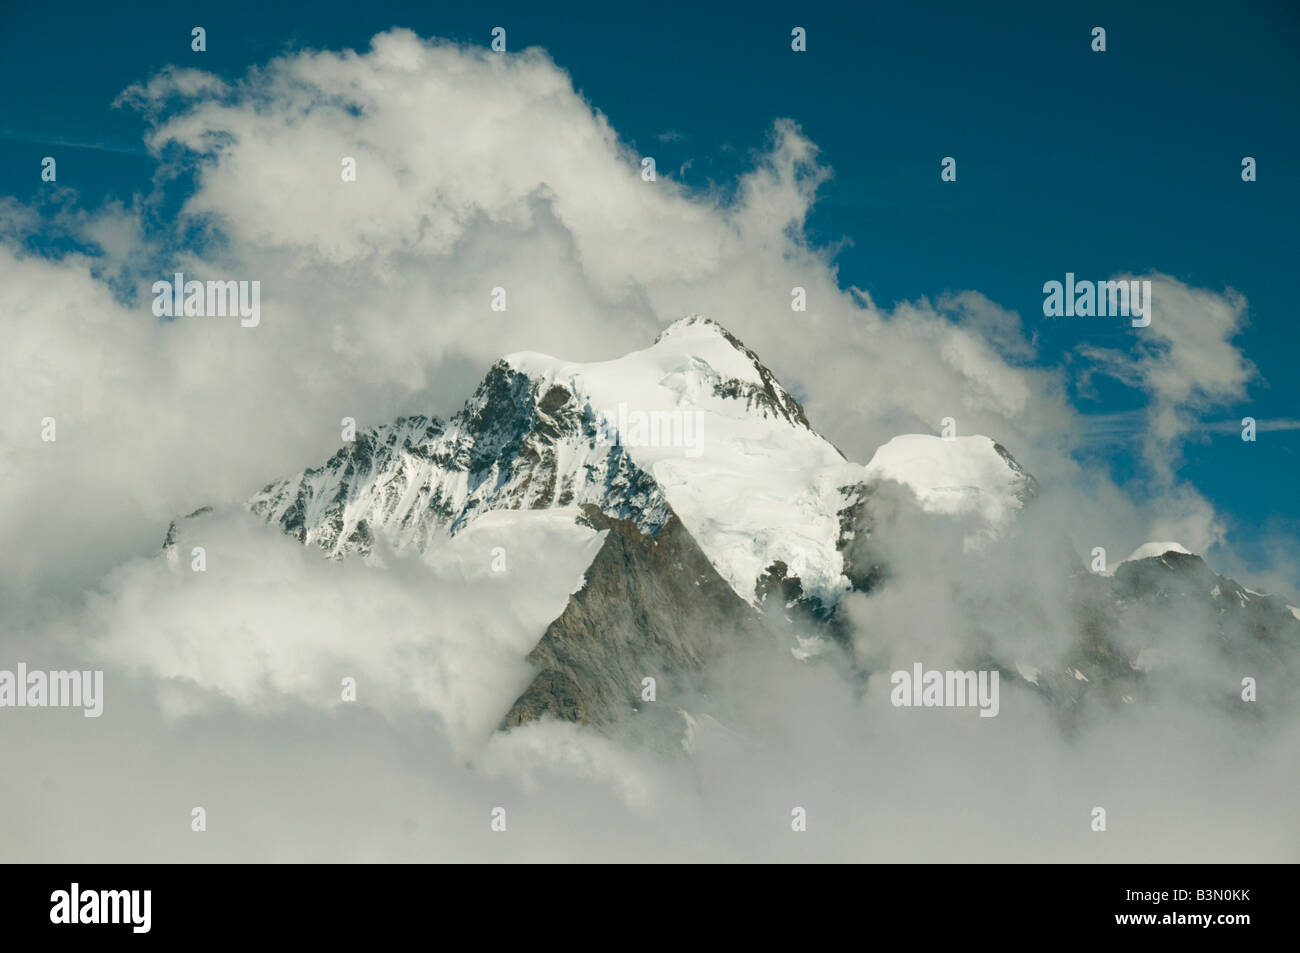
[158,315,1297,732]
[859,433,1039,551]
[248,315,866,608]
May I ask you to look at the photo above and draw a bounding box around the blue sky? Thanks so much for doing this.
[2,0,1297,573]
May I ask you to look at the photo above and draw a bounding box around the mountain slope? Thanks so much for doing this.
[152,317,1299,737]
[228,317,1055,729]
[249,314,863,607]
[501,504,757,731]
[248,368,669,557]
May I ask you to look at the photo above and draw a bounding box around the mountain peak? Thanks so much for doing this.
[653,312,728,344]
[507,315,813,433]
[249,315,857,607]
[863,433,1038,530]
[1122,541,1194,565]
[499,317,853,604]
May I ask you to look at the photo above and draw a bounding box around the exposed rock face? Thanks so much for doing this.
[1007,548,1300,716]
[684,320,813,429]
[1112,550,1292,629]
[247,363,670,558]
[1108,550,1300,665]
[991,442,1041,507]
[162,506,212,551]
[225,316,867,730]
[831,474,1299,721]
[501,504,757,728]
[241,315,874,611]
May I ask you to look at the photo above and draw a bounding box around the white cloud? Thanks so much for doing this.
[87,507,604,755]
[0,29,1294,862]
[1077,274,1256,483]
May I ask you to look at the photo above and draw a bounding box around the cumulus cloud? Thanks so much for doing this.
[0,29,1294,862]
[1077,274,1256,483]
[2,29,1254,598]
[86,508,604,755]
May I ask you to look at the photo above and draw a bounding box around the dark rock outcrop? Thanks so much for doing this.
[502,504,758,729]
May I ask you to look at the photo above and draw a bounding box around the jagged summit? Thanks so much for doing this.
[248,360,669,556]
[249,316,860,606]
[507,312,812,431]
[206,315,1047,615]
[653,312,723,343]
[242,317,1049,609]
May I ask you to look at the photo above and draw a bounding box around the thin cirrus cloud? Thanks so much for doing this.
[0,129,149,156]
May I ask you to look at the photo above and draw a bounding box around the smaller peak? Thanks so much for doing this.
[501,350,568,379]
[863,433,1037,527]
[1122,541,1195,564]
[869,432,1000,458]
[648,314,766,380]
[653,313,731,344]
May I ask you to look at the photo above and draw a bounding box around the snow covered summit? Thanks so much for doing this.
[1122,541,1193,565]
[861,433,1039,543]
[249,315,867,606]
[503,314,862,605]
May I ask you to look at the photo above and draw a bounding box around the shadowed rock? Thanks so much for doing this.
[502,504,757,728]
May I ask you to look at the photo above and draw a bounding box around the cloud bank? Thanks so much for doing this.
[0,29,1293,862]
